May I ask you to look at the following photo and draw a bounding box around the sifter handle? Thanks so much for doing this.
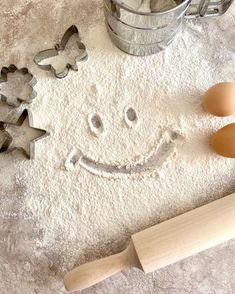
[185,0,234,18]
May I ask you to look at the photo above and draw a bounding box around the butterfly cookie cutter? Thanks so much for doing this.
[34,25,88,79]
[0,64,37,107]
[0,109,49,159]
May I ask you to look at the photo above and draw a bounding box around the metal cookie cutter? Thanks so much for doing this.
[0,109,49,159]
[0,64,37,107]
[34,25,88,79]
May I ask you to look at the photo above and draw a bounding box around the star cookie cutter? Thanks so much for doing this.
[0,64,37,107]
[0,109,49,159]
[34,25,88,79]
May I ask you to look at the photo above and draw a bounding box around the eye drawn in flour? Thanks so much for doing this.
[87,113,104,136]
[65,129,183,178]
[124,106,138,128]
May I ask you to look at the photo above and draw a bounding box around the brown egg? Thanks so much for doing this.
[202,82,235,117]
[211,123,235,158]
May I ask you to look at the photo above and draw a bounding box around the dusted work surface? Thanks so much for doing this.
[0,1,235,293]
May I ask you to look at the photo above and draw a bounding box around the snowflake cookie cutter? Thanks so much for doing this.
[0,109,49,159]
[0,64,37,107]
[34,25,88,79]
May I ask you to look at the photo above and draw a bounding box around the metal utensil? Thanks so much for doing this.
[34,25,88,79]
[104,0,234,56]
[0,109,49,159]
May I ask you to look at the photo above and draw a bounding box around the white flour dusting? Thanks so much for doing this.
[120,0,176,12]
[0,1,235,293]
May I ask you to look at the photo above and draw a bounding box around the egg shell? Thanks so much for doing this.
[202,82,235,117]
[211,123,235,158]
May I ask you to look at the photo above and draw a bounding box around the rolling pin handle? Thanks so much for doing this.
[63,241,141,292]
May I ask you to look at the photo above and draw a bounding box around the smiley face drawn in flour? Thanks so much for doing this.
[65,105,183,178]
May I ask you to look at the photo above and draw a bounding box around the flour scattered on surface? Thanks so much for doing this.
[65,129,183,178]
[0,1,235,294]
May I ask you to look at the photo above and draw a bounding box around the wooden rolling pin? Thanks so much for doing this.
[64,193,235,292]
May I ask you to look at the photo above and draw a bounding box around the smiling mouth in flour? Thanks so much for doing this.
[65,130,182,177]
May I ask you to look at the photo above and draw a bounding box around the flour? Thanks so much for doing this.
[149,0,177,12]
[65,129,183,178]
[119,0,177,12]
[0,1,235,293]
